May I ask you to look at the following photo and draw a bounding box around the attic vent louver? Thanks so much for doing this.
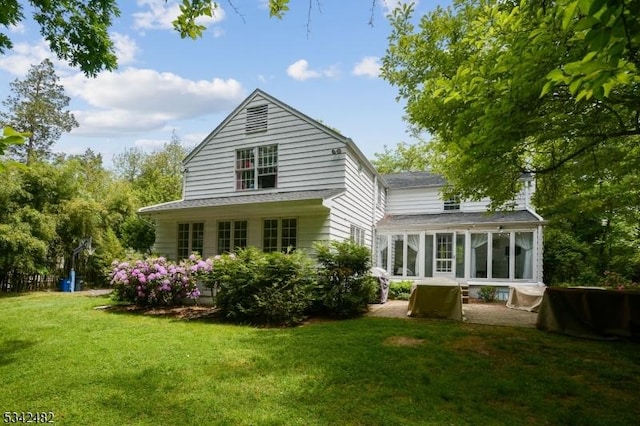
[246,104,268,133]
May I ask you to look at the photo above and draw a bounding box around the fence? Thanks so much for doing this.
[0,273,59,293]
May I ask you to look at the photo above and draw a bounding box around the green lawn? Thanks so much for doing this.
[1,293,639,425]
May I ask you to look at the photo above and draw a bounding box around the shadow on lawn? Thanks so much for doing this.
[0,339,37,367]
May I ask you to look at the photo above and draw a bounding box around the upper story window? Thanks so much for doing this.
[246,105,268,133]
[236,145,278,191]
[444,196,461,211]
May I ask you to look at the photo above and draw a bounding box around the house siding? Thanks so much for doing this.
[148,202,331,260]
[326,147,378,248]
[183,94,346,200]
[385,187,530,215]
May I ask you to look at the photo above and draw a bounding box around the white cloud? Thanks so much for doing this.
[133,0,225,31]
[134,138,168,150]
[111,33,139,65]
[0,41,59,76]
[382,0,418,14]
[9,23,26,34]
[352,56,381,78]
[63,68,246,136]
[286,59,340,81]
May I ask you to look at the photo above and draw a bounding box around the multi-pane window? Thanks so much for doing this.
[177,222,204,259]
[236,149,255,190]
[350,225,366,246]
[263,218,297,253]
[218,221,248,254]
[263,219,279,253]
[444,196,461,211]
[281,218,297,252]
[236,145,277,190]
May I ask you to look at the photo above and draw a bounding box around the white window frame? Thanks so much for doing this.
[263,218,297,253]
[217,220,248,254]
[350,225,366,246]
[177,222,204,259]
[235,145,278,191]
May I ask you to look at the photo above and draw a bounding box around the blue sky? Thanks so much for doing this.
[0,0,446,166]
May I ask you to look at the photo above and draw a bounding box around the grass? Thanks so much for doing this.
[1,293,639,425]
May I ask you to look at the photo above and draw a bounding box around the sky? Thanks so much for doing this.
[0,0,447,167]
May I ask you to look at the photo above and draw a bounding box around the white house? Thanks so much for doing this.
[139,89,545,296]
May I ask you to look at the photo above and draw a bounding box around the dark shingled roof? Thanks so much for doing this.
[382,171,446,189]
[139,189,344,213]
[376,210,543,229]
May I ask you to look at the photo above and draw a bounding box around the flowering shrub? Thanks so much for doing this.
[109,254,213,307]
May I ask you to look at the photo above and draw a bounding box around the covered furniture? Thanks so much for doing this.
[536,287,640,340]
[506,285,546,312]
[407,279,463,321]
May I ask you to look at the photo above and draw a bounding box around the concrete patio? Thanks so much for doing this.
[367,300,538,328]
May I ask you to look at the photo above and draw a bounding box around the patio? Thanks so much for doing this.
[368,300,538,328]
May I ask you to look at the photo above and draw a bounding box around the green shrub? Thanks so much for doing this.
[389,280,413,300]
[478,286,497,302]
[314,240,377,318]
[206,247,315,326]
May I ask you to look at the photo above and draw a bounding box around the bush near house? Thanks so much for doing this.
[109,255,211,306]
[204,247,316,326]
[389,280,413,300]
[478,286,497,302]
[314,240,377,318]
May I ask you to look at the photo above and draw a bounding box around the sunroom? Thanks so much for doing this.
[374,211,545,290]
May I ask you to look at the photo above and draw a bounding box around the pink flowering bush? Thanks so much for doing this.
[109,254,213,307]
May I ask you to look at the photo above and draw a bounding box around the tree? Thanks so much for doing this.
[1,59,78,164]
[113,131,188,206]
[0,1,302,77]
[381,0,640,209]
[371,139,430,173]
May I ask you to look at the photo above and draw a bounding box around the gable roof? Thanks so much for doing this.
[182,88,379,177]
[382,171,446,189]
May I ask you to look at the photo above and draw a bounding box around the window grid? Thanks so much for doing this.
[281,218,297,252]
[234,221,248,250]
[236,145,277,191]
[218,222,231,253]
[177,223,190,259]
[191,223,204,256]
[178,222,204,259]
[263,219,279,253]
[258,145,278,188]
[350,225,366,246]
[444,196,461,211]
[236,149,255,190]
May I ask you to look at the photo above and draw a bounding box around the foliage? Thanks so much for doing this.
[381,0,640,209]
[207,247,316,326]
[478,286,497,302]
[599,271,639,291]
[543,227,598,285]
[371,139,431,174]
[314,240,377,318]
[388,280,413,300]
[0,126,27,170]
[109,254,211,306]
[112,132,187,205]
[0,59,77,164]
